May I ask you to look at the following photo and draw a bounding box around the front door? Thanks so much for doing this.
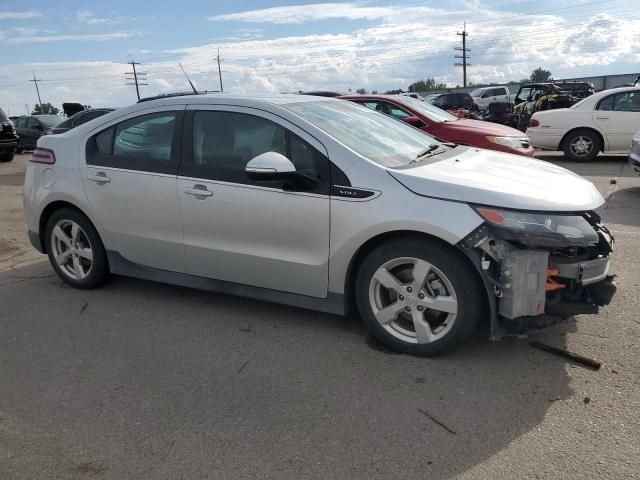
[80,108,187,273]
[177,106,331,298]
[594,91,640,151]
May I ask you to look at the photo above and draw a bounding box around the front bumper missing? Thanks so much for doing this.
[459,220,616,340]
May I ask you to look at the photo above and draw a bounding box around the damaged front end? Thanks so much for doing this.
[459,207,616,339]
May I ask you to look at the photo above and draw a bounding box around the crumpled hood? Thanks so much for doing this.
[388,147,604,212]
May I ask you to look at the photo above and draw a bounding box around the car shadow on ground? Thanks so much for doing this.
[0,260,575,479]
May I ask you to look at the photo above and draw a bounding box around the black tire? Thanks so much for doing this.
[562,129,601,162]
[0,152,14,163]
[44,208,109,289]
[355,238,483,356]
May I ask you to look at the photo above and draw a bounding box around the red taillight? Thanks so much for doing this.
[30,148,56,164]
[529,118,540,127]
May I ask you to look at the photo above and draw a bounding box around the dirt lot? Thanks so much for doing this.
[1,152,639,479]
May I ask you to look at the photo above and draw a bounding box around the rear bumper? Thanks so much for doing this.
[526,128,563,150]
[0,139,18,153]
[629,149,640,173]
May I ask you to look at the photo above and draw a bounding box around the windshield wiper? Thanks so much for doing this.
[411,144,448,163]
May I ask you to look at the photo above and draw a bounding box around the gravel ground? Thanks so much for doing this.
[1,152,638,480]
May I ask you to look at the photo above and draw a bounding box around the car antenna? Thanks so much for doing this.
[179,62,198,94]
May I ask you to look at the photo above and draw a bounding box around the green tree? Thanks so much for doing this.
[32,103,59,115]
[385,89,404,94]
[356,88,368,95]
[530,67,552,82]
[408,77,447,92]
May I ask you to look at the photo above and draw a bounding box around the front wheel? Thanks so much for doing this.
[355,239,483,356]
[0,152,14,163]
[563,129,601,162]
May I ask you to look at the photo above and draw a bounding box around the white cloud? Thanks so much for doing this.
[8,32,136,44]
[0,10,41,20]
[76,10,132,26]
[1,5,639,115]
[208,3,392,24]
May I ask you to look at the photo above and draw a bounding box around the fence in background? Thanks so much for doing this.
[417,72,639,97]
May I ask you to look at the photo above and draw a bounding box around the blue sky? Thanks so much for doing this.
[0,0,639,114]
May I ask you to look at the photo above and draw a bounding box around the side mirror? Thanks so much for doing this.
[245,151,297,181]
[403,116,424,128]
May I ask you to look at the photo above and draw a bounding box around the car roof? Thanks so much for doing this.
[590,86,640,98]
[339,94,406,101]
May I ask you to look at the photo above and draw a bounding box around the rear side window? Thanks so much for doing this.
[86,111,181,174]
[597,92,640,112]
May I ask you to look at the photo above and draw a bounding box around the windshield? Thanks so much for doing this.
[398,96,458,122]
[469,88,483,97]
[37,115,63,128]
[285,100,441,167]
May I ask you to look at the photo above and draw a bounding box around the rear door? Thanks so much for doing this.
[80,107,187,272]
[594,91,640,151]
[177,105,331,297]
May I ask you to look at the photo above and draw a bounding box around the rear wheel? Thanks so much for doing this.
[0,152,13,163]
[355,239,482,356]
[45,208,109,289]
[563,129,601,162]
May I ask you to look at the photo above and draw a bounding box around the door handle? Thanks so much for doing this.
[184,185,213,197]
[88,173,110,183]
[596,117,609,120]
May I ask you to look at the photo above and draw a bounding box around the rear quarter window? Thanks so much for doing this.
[86,111,181,174]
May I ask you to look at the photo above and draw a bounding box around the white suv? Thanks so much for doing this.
[23,93,616,355]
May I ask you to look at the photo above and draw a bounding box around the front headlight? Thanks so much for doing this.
[486,136,529,149]
[474,207,599,247]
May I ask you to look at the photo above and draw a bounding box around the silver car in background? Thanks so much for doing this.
[23,94,616,356]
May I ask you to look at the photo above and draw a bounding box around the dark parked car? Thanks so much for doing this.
[0,108,19,163]
[46,109,114,135]
[14,115,62,152]
[424,92,474,110]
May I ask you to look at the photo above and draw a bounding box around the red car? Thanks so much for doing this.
[340,94,534,157]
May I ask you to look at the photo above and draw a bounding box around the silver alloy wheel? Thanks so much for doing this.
[570,135,594,157]
[368,257,458,344]
[51,219,93,281]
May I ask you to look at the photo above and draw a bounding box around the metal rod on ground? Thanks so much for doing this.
[530,341,602,370]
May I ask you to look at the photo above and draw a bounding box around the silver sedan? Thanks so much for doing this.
[23,93,615,355]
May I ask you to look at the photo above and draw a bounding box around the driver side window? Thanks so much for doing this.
[182,110,329,192]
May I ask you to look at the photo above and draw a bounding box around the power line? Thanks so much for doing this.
[28,72,43,108]
[125,59,148,101]
[216,48,224,93]
[454,23,470,87]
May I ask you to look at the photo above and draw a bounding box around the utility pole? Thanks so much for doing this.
[125,59,148,101]
[454,23,471,87]
[29,72,43,109]
[215,48,223,93]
